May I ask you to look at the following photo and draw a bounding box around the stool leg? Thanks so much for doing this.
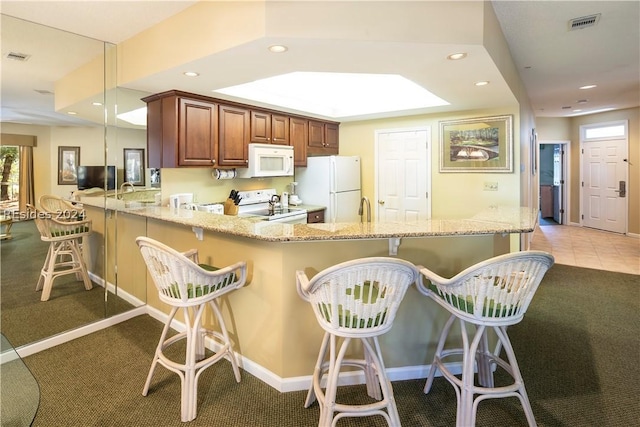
[39,242,61,301]
[69,239,92,291]
[143,307,178,397]
[476,328,494,388]
[208,299,241,382]
[362,336,401,426]
[363,338,382,400]
[320,335,350,427]
[493,326,537,427]
[424,313,456,393]
[305,331,330,409]
[458,323,487,427]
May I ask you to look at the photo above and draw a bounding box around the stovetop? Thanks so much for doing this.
[243,207,306,220]
[234,188,306,220]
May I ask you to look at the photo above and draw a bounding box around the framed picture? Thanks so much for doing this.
[58,146,80,185]
[123,148,145,186]
[439,115,513,173]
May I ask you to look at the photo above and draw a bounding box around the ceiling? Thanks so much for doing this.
[1,1,638,129]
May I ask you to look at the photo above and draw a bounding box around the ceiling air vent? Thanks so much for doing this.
[6,51,31,61]
[569,14,601,30]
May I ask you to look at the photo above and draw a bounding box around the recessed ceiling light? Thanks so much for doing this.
[474,81,489,86]
[92,102,103,106]
[573,109,582,112]
[184,71,199,77]
[67,111,77,115]
[268,45,288,53]
[579,84,597,90]
[447,52,467,60]
[214,72,449,118]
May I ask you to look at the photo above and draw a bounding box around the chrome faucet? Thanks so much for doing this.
[120,182,136,194]
[358,196,371,223]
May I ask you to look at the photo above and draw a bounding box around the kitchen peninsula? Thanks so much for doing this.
[81,198,537,391]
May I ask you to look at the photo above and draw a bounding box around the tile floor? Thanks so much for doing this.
[530,224,640,275]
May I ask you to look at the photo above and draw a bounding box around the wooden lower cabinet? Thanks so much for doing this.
[307,209,325,223]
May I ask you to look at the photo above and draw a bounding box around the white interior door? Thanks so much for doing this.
[582,138,627,233]
[375,128,430,222]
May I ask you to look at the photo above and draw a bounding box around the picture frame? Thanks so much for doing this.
[439,115,513,173]
[123,148,145,186]
[58,146,80,185]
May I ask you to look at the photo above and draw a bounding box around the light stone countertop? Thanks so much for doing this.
[80,196,537,242]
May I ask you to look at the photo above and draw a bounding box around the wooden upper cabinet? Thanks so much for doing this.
[290,117,308,166]
[307,120,339,155]
[178,98,218,166]
[251,111,290,145]
[325,123,339,151]
[219,104,250,166]
[143,91,218,168]
[143,90,339,168]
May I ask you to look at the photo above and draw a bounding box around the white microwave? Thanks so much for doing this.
[236,143,294,178]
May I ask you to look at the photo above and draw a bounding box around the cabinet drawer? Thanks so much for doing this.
[307,209,325,223]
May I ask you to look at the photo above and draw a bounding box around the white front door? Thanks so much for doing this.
[582,138,627,233]
[375,128,430,222]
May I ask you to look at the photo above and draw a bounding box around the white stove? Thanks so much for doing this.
[236,189,307,223]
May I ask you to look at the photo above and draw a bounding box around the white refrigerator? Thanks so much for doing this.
[296,156,361,222]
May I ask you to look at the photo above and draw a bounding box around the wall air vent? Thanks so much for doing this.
[6,52,31,61]
[569,14,601,30]
[34,89,54,95]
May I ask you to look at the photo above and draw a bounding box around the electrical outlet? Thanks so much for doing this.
[484,181,498,191]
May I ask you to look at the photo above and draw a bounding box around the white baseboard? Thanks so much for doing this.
[146,305,453,392]
[16,303,457,392]
[15,307,147,358]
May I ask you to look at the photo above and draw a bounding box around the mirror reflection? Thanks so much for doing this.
[0,15,148,348]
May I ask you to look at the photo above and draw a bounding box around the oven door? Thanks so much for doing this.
[268,212,307,224]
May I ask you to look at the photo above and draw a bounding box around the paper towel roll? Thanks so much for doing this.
[213,169,237,180]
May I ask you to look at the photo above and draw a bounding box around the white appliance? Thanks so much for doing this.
[236,189,307,223]
[296,156,361,222]
[236,143,294,178]
[169,193,193,209]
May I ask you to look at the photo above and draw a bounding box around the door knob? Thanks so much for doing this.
[378,200,385,205]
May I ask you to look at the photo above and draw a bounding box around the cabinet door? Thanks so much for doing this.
[308,120,325,148]
[219,104,250,166]
[271,114,290,145]
[290,117,308,166]
[325,123,339,152]
[178,98,218,166]
[250,111,271,144]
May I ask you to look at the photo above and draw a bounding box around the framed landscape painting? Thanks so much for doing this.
[439,115,513,173]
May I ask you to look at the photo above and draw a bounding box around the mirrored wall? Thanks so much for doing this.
[0,14,147,349]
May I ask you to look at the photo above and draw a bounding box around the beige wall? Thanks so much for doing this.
[338,107,521,220]
[537,107,639,234]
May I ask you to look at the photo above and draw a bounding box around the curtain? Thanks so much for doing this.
[19,146,35,213]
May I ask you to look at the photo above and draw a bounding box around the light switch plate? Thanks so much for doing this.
[484,182,498,191]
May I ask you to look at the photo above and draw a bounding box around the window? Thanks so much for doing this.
[583,123,626,140]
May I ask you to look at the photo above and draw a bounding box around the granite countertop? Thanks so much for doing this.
[80,196,536,242]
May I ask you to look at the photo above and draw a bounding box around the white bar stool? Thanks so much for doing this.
[297,257,420,427]
[33,208,93,301]
[136,237,247,422]
[417,251,554,427]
